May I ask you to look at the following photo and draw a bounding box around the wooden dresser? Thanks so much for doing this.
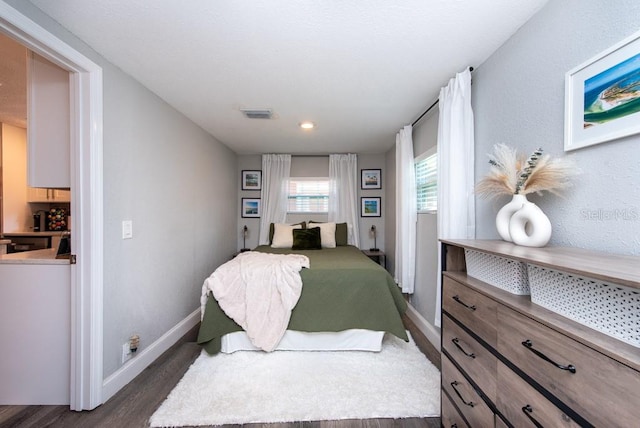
[440,239,640,428]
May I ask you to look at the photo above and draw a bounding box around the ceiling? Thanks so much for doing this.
[15,1,548,154]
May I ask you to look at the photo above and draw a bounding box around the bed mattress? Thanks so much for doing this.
[220,329,385,353]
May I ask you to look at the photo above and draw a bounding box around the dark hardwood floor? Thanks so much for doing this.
[0,320,441,428]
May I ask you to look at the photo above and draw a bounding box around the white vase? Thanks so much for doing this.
[509,201,552,247]
[495,194,527,242]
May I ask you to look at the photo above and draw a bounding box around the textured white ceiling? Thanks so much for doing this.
[27,0,548,154]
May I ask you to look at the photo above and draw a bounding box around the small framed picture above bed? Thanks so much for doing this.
[241,198,261,218]
[241,170,262,191]
[361,197,381,217]
[361,169,381,189]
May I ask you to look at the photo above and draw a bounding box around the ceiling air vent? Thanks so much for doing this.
[240,109,273,119]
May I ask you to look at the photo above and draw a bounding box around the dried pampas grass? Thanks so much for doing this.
[475,145,577,199]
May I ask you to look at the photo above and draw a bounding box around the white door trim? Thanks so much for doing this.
[0,3,104,410]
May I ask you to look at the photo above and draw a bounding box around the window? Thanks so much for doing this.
[415,148,437,213]
[287,178,329,213]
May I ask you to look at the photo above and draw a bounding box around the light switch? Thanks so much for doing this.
[122,220,133,239]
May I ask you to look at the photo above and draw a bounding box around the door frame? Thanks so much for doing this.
[0,3,104,410]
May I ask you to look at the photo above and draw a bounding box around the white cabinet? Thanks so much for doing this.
[27,52,70,188]
[0,263,71,404]
[27,187,70,203]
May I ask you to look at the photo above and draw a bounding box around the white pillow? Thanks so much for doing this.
[271,223,303,248]
[315,222,337,248]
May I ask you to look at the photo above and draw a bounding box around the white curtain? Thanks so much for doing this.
[258,154,292,245]
[435,68,476,327]
[394,125,417,294]
[328,153,360,247]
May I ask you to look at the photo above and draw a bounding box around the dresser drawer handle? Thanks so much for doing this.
[522,340,576,374]
[450,381,475,407]
[452,338,476,358]
[522,404,545,428]
[452,295,476,311]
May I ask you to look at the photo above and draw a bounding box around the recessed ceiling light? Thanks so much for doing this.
[299,121,315,130]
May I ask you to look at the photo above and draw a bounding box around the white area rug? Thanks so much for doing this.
[149,333,440,427]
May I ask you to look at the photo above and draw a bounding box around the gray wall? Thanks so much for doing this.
[237,155,262,250]
[411,113,439,326]
[358,153,386,251]
[473,0,640,255]
[237,154,387,252]
[385,115,440,327]
[384,146,396,275]
[386,0,640,332]
[5,1,238,378]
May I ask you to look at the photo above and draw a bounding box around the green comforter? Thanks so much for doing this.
[197,245,408,354]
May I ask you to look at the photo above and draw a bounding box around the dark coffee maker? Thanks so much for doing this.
[33,213,41,232]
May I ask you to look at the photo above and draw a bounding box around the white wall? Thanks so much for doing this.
[4,0,239,381]
[473,0,640,256]
[1,123,29,232]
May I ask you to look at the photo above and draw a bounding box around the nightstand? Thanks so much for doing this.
[362,249,386,268]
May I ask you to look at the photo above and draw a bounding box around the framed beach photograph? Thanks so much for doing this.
[361,197,381,217]
[241,170,262,190]
[565,30,640,151]
[361,169,382,189]
[241,198,261,218]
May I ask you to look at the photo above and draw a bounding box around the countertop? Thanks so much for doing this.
[2,231,71,237]
[0,248,70,265]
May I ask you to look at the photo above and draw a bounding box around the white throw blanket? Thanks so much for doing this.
[201,251,310,351]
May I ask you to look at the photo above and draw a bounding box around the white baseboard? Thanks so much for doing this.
[102,308,200,403]
[406,303,441,352]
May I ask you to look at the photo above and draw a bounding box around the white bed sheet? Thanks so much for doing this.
[220,329,385,353]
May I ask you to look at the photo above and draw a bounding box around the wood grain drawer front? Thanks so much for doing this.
[497,362,580,427]
[442,355,494,428]
[442,389,470,428]
[498,305,640,427]
[494,415,509,428]
[443,276,498,348]
[443,314,498,403]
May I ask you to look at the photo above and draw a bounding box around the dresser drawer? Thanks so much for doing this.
[443,314,498,403]
[442,389,469,428]
[495,415,509,428]
[443,276,498,348]
[498,305,640,427]
[442,355,494,428]
[497,362,580,427]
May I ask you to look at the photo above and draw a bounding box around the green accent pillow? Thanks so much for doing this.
[269,221,306,244]
[292,227,322,250]
[309,221,348,245]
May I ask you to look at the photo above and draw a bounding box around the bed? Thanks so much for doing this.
[197,245,408,354]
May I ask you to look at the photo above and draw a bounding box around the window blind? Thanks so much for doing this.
[415,152,437,212]
[287,178,329,213]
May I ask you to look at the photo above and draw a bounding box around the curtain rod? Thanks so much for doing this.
[411,66,474,127]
